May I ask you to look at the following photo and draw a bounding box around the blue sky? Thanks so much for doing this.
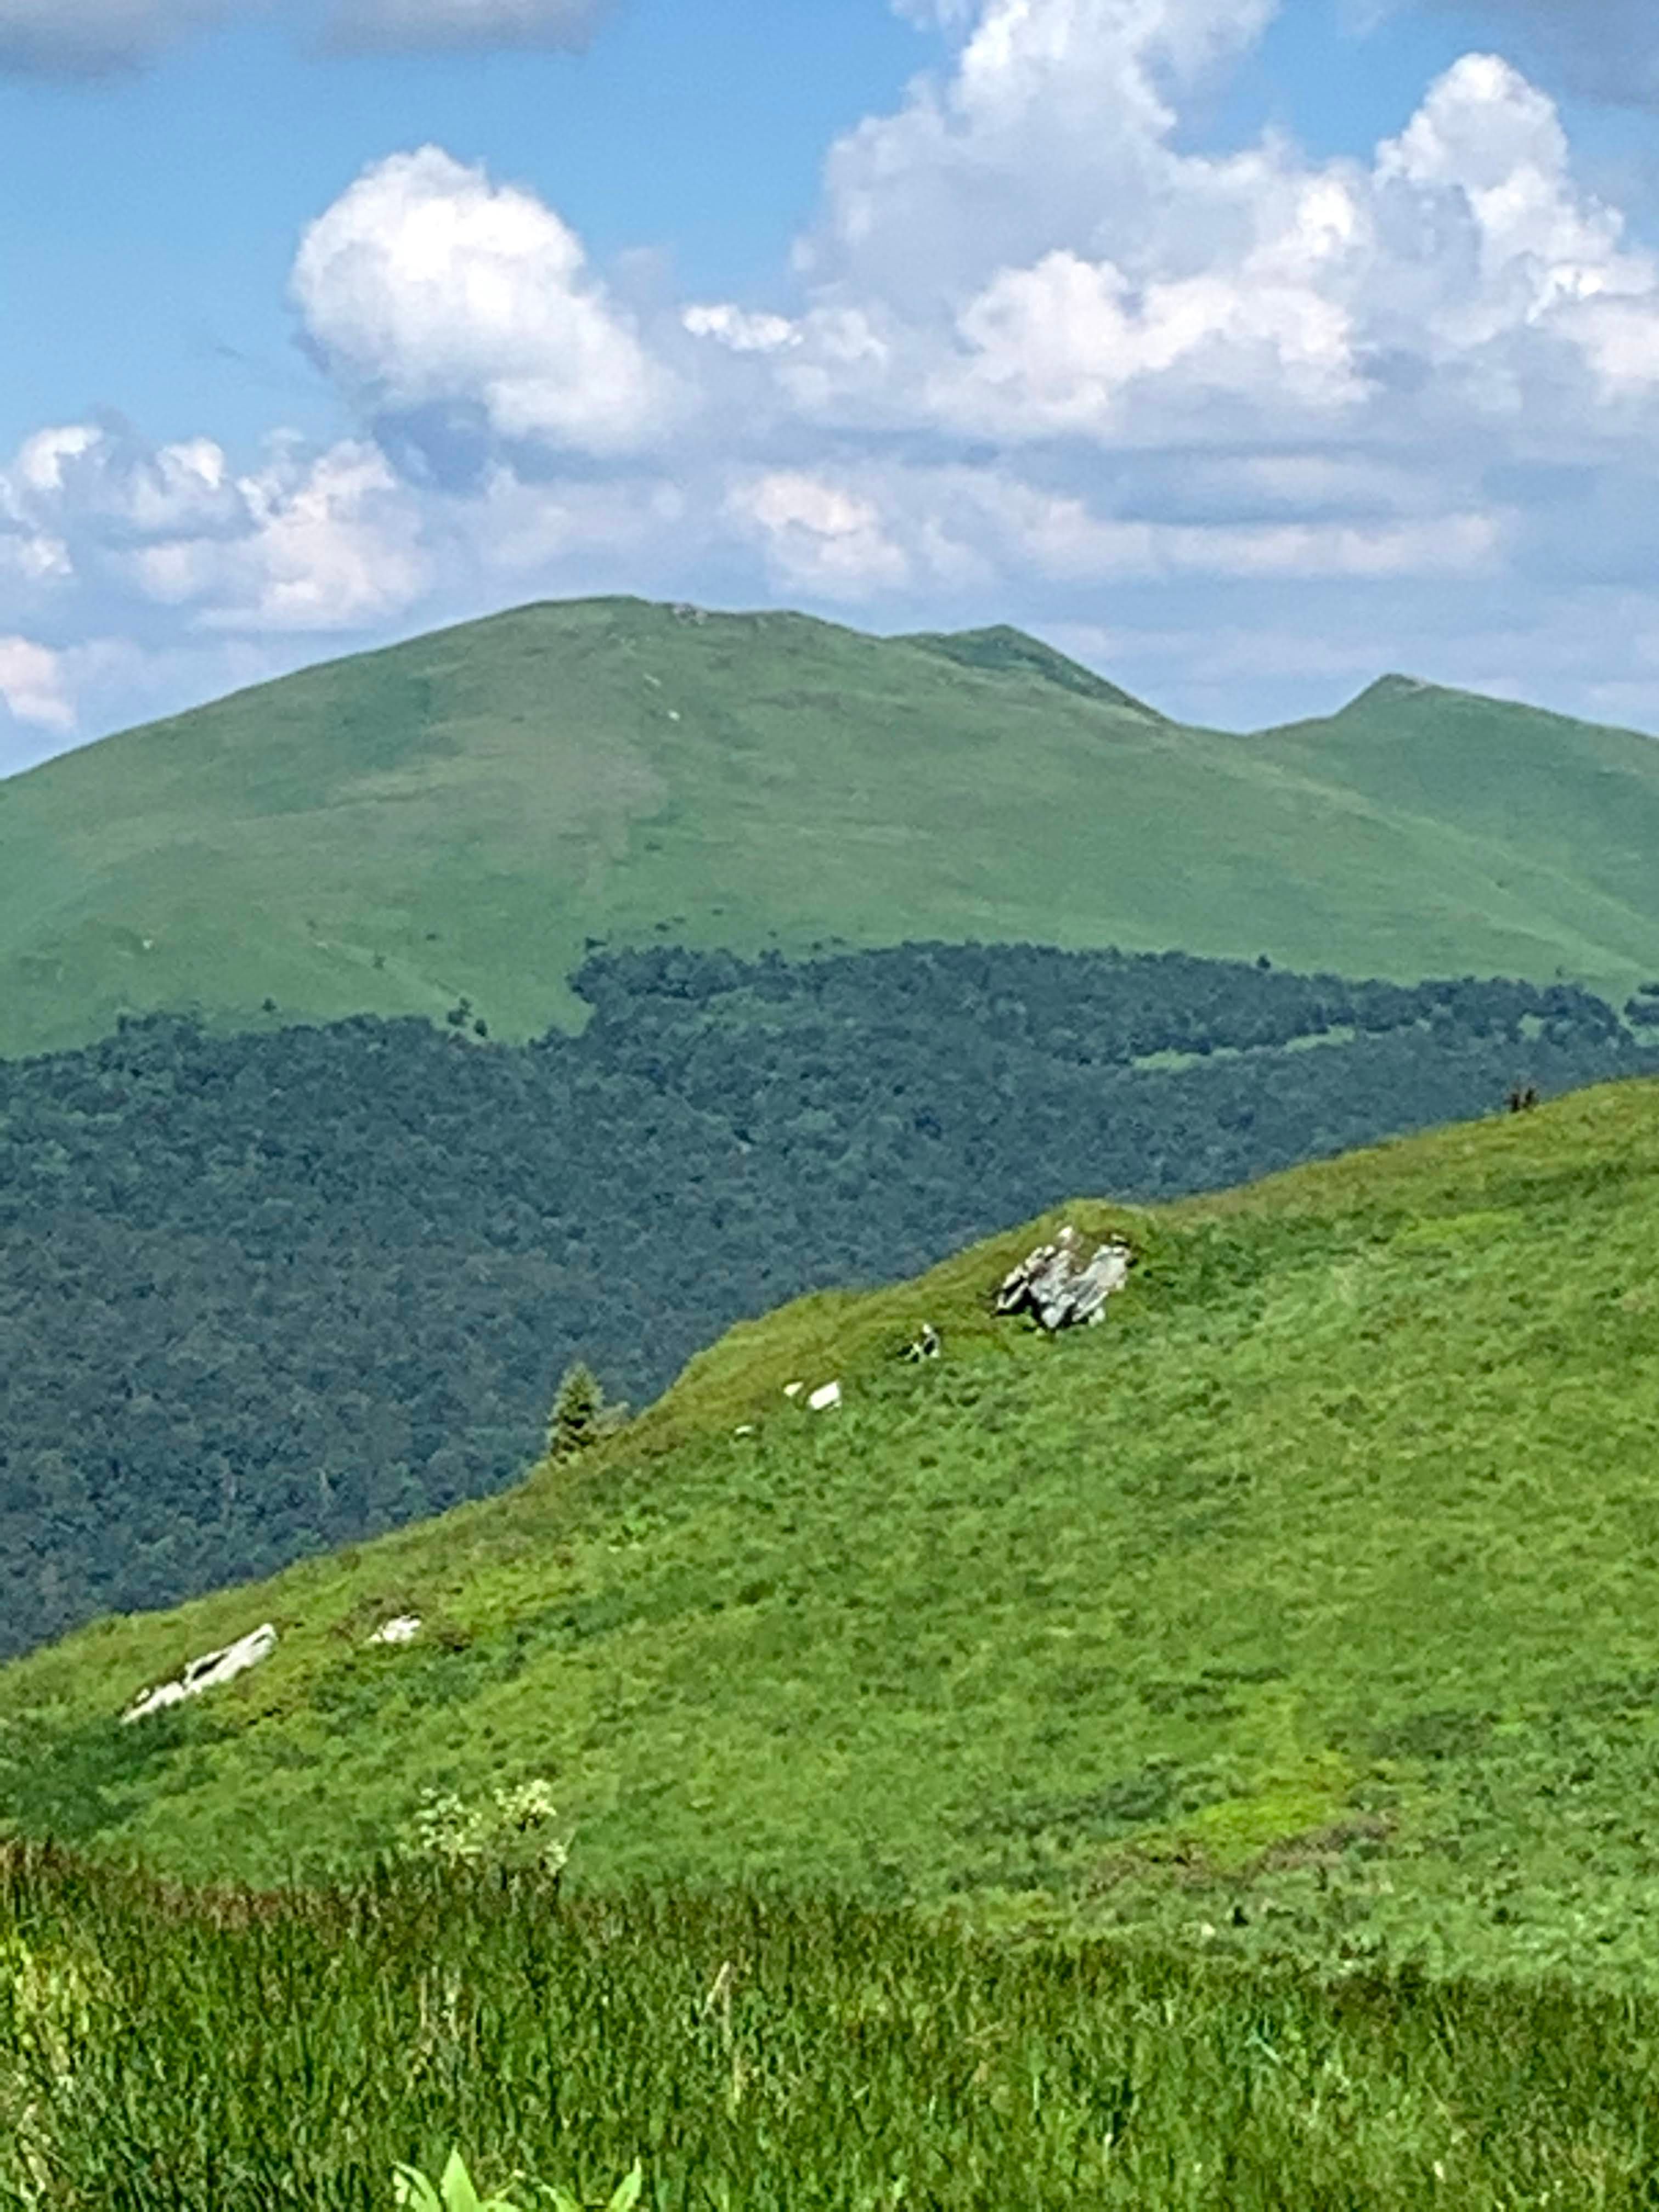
[3,0,1659,764]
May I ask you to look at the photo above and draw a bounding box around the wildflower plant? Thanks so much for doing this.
[0,1929,105,2209]
[400,1778,571,1877]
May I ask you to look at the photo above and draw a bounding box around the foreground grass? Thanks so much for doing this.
[5,1843,1659,2210]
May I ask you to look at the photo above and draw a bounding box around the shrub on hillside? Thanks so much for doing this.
[400,1778,569,1878]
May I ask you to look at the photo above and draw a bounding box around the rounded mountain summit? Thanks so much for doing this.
[2,595,1657,1057]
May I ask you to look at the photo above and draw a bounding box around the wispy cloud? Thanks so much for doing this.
[0,0,610,74]
[0,0,232,77]
[325,0,610,53]
[1406,0,1659,112]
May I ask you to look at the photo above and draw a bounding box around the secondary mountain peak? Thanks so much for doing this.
[896,622,1165,718]
[1342,672,1445,711]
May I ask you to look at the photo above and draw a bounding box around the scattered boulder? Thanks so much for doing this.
[903,1322,942,1363]
[122,1622,277,1724]
[368,1615,422,1647]
[996,1226,1133,1331]
[808,1380,842,1412]
[783,1381,804,1400]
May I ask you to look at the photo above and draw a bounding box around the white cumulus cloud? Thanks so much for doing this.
[291,148,681,473]
[1371,53,1658,364]
[766,8,1659,449]
[0,421,431,635]
[12,0,1659,753]
[682,304,802,356]
[134,439,433,630]
[728,473,913,599]
[0,635,74,731]
[933,229,1363,438]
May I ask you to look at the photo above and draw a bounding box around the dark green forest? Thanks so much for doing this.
[2,941,1651,1661]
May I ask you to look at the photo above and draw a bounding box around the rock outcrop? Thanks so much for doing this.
[122,1622,277,1724]
[995,1226,1133,1331]
[368,1615,421,1646]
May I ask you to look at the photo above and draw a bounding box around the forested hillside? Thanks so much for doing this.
[1,940,1650,1660]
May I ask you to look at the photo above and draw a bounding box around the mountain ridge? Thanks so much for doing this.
[2,593,1658,1058]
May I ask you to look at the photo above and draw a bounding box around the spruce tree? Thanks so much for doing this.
[546,1361,605,1461]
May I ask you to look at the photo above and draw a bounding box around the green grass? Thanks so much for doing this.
[3,596,1659,1056]
[10,1844,1659,2209]
[12,1081,1659,1989]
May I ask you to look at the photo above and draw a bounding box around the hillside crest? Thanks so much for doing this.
[2,593,1659,1059]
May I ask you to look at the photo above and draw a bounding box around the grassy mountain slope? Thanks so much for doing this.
[8,1077,1659,1989]
[3,596,1659,1055]
[1252,674,1659,990]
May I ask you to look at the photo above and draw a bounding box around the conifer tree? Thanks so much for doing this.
[546,1361,605,1461]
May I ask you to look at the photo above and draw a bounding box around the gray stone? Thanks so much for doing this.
[996,1226,1133,1331]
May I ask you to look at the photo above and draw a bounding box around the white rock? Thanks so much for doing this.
[808,1380,842,1412]
[368,1615,422,1646]
[996,1228,1133,1332]
[733,1424,757,1437]
[125,1680,186,1719]
[783,1381,804,1398]
[122,1622,277,1724]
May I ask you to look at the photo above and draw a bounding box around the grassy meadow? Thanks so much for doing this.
[9,1844,1659,2209]
[4,597,1659,1056]
[9,1077,1659,1995]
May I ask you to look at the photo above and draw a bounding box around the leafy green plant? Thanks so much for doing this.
[393,2149,522,2212]
[537,2165,642,2212]
[392,2152,642,2212]
[400,1778,570,1876]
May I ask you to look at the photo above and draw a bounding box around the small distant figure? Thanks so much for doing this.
[903,1321,942,1362]
[1506,1083,1540,1114]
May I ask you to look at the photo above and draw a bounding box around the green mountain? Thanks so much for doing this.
[3,595,1658,1057]
[8,1076,1659,1989]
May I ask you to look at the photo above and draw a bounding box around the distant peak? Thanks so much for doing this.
[897,624,1165,719]
[1345,673,1440,710]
